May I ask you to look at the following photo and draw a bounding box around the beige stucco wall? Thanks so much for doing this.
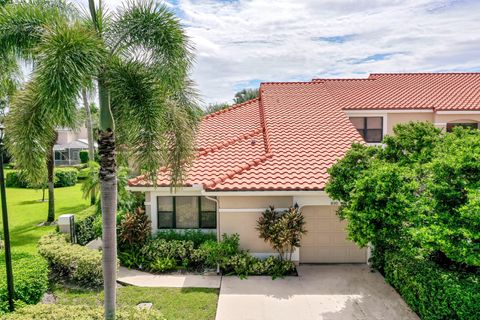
[386,112,434,135]
[218,196,293,253]
[433,114,480,131]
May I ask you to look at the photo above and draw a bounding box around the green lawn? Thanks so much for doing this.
[0,184,90,255]
[53,285,218,320]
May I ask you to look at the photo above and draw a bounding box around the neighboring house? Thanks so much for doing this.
[54,127,93,166]
[128,73,480,264]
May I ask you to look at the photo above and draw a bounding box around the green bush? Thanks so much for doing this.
[54,168,78,187]
[194,234,240,268]
[141,238,195,271]
[38,233,105,288]
[75,211,102,246]
[5,169,78,188]
[0,253,49,314]
[384,250,480,320]
[3,304,165,319]
[79,150,89,164]
[154,230,216,248]
[5,171,29,188]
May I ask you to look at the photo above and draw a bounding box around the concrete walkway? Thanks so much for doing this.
[216,264,418,320]
[117,267,221,288]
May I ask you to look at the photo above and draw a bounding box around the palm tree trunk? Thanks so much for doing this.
[46,133,56,223]
[98,78,117,320]
[82,88,96,205]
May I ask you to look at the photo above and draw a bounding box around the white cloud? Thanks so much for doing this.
[71,0,480,106]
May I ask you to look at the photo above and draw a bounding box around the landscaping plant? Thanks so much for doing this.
[256,206,306,261]
[38,233,107,288]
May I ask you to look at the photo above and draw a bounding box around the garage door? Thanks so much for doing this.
[300,206,367,263]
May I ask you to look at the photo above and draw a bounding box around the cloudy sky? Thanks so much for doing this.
[73,0,480,106]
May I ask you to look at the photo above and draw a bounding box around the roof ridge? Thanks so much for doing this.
[196,127,263,157]
[203,98,259,120]
[258,85,273,154]
[260,81,323,85]
[312,78,375,82]
[370,72,480,76]
[204,152,273,189]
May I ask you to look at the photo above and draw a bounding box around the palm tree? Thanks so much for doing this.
[0,1,197,318]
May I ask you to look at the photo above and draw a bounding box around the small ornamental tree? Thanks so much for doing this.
[118,207,151,251]
[256,206,307,261]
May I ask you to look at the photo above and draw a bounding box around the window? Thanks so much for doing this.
[157,196,216,229]
[54,150,68,160]
[446,122,478,132]
[350,117,383,143]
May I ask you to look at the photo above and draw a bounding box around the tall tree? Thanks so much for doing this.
[1,1,197,318]
[234,88,259,104]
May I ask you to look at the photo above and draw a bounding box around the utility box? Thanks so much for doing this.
[58,214,76,243]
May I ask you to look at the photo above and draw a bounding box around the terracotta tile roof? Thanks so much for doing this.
[314,73,480,111]
[129,72,480,191]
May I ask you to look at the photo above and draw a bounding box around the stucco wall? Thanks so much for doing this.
[218,196,293,253]
[386,112,434,135]
[433,114,480,131]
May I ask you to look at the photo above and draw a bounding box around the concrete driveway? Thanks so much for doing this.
[216,264,418,320]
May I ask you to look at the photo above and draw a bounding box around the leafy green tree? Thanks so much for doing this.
[1,1,197,318]
[234,88,259,104]
[381,121,442,164]
[326,122,480,268]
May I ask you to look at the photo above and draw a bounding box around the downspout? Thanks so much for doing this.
[204,194,220,275]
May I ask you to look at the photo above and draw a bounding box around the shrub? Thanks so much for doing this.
[3,304,165,319]
[256,206,306,261]
[149,257,177,273]
[0,253,49,314]
[54,168,78,187]
[5,171,29,188]
[221,252,295,279]
[5,169,78,188]
[154,229,216,248]
[384,250,480,320]
[195,233,240,268]
[140,238,195,271]
[75,207,101,246]
[38,233,105,288]
[79,150,89,164]
[118,207,151,251]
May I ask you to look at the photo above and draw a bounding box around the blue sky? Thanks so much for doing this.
[72,0,480,105]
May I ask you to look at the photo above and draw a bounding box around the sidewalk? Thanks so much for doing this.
[117,267,222,288]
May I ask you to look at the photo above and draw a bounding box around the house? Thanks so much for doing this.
[54,126,93,166]
[128,73,480,264]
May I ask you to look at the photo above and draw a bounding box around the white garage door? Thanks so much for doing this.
[300,206,367,263]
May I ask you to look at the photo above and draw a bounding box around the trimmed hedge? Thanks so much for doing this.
[79,150,89,164]
[5,169,78,188]
[54,169,78,187]
[38,233,105,288]
[3,304,165,319]
[75,207,101,246]
[0,253,49,314]
[384,250,480,320]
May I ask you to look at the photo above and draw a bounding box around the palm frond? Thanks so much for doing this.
[5,83,54,183]
[34,21,106,126]
[0,0,73,59]
[108,58,197,185]
[108,0,193,89]
[81,161,100,199]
